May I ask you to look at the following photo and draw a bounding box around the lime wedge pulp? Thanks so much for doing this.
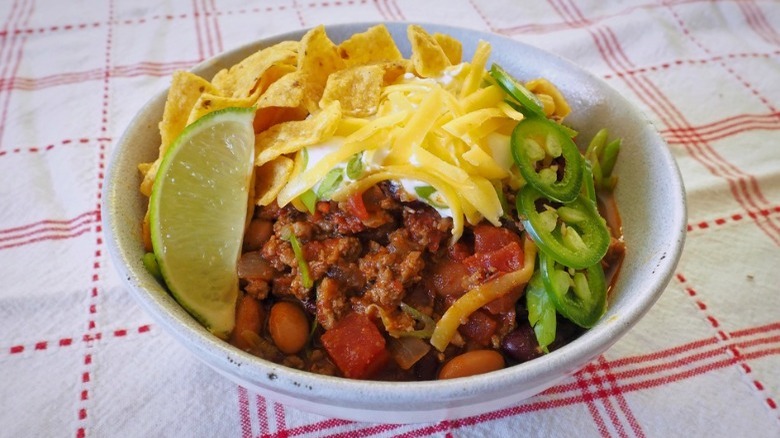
[149,107,256,338]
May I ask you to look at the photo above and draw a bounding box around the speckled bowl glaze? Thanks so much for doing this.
[103,22,686,423]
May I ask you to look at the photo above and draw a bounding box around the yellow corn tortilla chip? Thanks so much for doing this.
[186,93,255,125]
[320,65,384,117]
[377,60,411,84]
[254,106,309,134]
[526,78,571,119]
[337,24,403,66]
[255,102,342,166]
[139,71,217,196]
[297,26,346,113]
[159,71,218,150]
[257,70,306,110]
[433,33,462,65]
[211,41,298,99]
[255,156,295,206]
[407,25,451,78]
[194,64,297,125]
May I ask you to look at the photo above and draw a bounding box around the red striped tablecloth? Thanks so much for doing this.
[1,1,779,436]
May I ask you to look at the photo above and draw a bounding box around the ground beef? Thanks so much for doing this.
[316,277,348,330]
[402,206,451,252]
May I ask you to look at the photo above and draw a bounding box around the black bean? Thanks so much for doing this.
[414,350,440,381]
[501,323,543,363]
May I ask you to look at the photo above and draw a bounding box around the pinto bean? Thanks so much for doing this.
[268,301,310,354]
[438,350,505,380]
[229,295,265,352]
[243,219,273,251]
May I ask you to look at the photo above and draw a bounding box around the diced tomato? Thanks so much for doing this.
[229,295,265,351]
[465,241,524,273]
[321,312,389,379]
[459,309,498,346]
[473,224,523,253]
[346,192,370,221]
[483,287,524,315]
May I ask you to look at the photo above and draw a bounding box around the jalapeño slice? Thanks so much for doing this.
[511,117,584,203]
[517,185,609,269]
[539,252,607,328]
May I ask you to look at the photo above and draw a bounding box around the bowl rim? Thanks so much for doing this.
[103,21,687,414]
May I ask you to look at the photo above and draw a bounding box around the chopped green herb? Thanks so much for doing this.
[282,232,313,289]
[414,185,447,209]
[316,168,344,200]
[346,152,364,180]
[300,189,317,214]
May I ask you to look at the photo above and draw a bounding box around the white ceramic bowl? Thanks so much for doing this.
[104,22,686,423]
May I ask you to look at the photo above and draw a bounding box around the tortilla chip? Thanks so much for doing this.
[526,78,571,119]
[159,71,218,150]
[297,26,346,113]
[254,156,295,206]
[407,25,451,78]
[257,70,306,110]
[255,102,342,166]
[320,65,384,117]
[377,60,411,84]
[186,93,255,125]
[433,33,462,65]
[337,24,403,66]
[211,41,298,99]
[254,105,309,133]
[138,71,217,196]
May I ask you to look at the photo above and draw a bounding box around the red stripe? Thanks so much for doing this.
[325,423,402,438]
[467,0,496,32]
[238,386,252,438]
[0,0,33,149]
[0,211,98,236]
[273,402,286,432]
[498,0,709,36]
[209,0,223,54]
[0,226,92,250]
[597,356,646,438]
[576,363,620,438]
[372,0,392,20]
[734,334,780,350]
[200,0,215,58]
[191,0,205,62]
[0,60,200,92]
[604,50,780,79]
[386,0,405,21]
[292,0,306,27]
[730,322,780,338]
[738,2,780,47]
[0,215,95,244]
[0,0,22,87]
[662,112,780,144]
[256,394,272,436]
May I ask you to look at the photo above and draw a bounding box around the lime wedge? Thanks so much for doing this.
[149,107,256,338]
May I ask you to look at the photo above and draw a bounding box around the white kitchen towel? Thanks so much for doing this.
[1,0,779,436]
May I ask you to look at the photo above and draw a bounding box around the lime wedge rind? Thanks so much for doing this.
[149,107,256,338]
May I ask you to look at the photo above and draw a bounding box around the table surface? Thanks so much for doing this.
[1,1,779,437]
